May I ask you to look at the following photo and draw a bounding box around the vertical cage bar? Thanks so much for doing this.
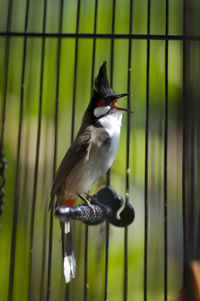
[39,119,52,301]
[46,0,64,300]
[47,206,54,301]
[106,0,116,186]
[144,0,151,300]
[182,0,187,289]
[188,86,195,263]
[71,0,81,144]
[91,0,98,84]
[40,195,48,300]
[83,225,88,301]
[124,1,133,300]
[104,222,110,301]
[65,1,81,300]
[104,2,116,300]
[29,0,47,300]
[110,0,116,88]
[0,0,13,223]
[28,0,48,299]
[83,1,98,300]
[164,0,169,299]
[8,0,30,299]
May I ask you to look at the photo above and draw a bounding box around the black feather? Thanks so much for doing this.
[93,61,128,100]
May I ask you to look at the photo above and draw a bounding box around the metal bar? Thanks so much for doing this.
[182,0,187,288]
[188,93,195,261]
[65,0,81,300]
[0,0,14,222]
[106,0,116,185]
[8,0,30,300]
[70,0,81,144]
[104,2,116,300]
[124,227,128,301]
[83,1,98,300]
[46,0,64,300]
[0,31,200,40]
[37,120,51,301]
[0,0,13,152]
[144,1,151,300]
[39,166,49,301]
[110,0,116,87]
[91,0,98,85]
[104,222,110,301]
[40,202,48,301]
[164,0,169,300]
[46,208,54,301]
[83,224,88,301]
[28,0,47,299]
[186,1,196,266]
[124,1,133,300]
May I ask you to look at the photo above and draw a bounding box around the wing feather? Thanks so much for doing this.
[49,128,92,209]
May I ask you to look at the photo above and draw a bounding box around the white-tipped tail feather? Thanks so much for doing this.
[64,252,76,283]
[62,220,76,283]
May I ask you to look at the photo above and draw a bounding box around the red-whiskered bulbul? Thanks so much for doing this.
[50,61,131,283]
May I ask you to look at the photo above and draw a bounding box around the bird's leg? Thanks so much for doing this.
[78,193,106,223]
[85,192,113,218]
[85,192,106,207]
[85,192,99,204]
[78,194,95,210]
[80,193,102,209]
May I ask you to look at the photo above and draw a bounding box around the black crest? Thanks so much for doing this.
[94,62,117,100]
[93,62,128,100]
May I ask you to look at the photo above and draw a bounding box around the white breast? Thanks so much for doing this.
[98,111,123,166]
[99,110,122,136]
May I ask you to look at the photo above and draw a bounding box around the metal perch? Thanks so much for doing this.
[55,186,135,227]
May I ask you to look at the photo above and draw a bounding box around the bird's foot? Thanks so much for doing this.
[78,194,102,222]
[85,192,97,203]
[78,194,95,211]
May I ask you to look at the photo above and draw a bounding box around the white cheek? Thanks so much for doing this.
[94,106,111,118]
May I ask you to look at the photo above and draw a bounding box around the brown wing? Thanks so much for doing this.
[49,127,92,209]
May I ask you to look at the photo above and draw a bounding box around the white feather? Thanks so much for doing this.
[64,252,76,283]
[63,221,76,283]
[98,110,122,136]
[98,111,122,167]
[93,106,111,118]
[64,221,70,234]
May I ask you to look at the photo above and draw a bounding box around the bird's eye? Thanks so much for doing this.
[97,100,106,107]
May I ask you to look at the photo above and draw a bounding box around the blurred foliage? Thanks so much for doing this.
[0,0,184,301]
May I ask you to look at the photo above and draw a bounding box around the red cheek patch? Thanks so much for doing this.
[97,100,106,107]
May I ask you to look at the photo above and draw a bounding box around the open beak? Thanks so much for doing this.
[112,93,133,113]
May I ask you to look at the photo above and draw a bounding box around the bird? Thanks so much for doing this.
[50,61,131,283]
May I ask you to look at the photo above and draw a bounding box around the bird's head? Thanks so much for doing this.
[91,61,132,119]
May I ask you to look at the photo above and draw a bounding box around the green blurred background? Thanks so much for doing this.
[0,0,186,300]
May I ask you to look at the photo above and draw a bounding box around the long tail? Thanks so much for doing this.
[61,220,76,283]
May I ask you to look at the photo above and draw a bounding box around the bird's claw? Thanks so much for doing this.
[79,193,95,210]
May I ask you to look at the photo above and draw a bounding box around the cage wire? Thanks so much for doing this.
[0,0,200,301]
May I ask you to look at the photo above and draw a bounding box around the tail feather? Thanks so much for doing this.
[62,220,76,283]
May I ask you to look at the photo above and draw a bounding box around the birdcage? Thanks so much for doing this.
[0,0,200,300]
